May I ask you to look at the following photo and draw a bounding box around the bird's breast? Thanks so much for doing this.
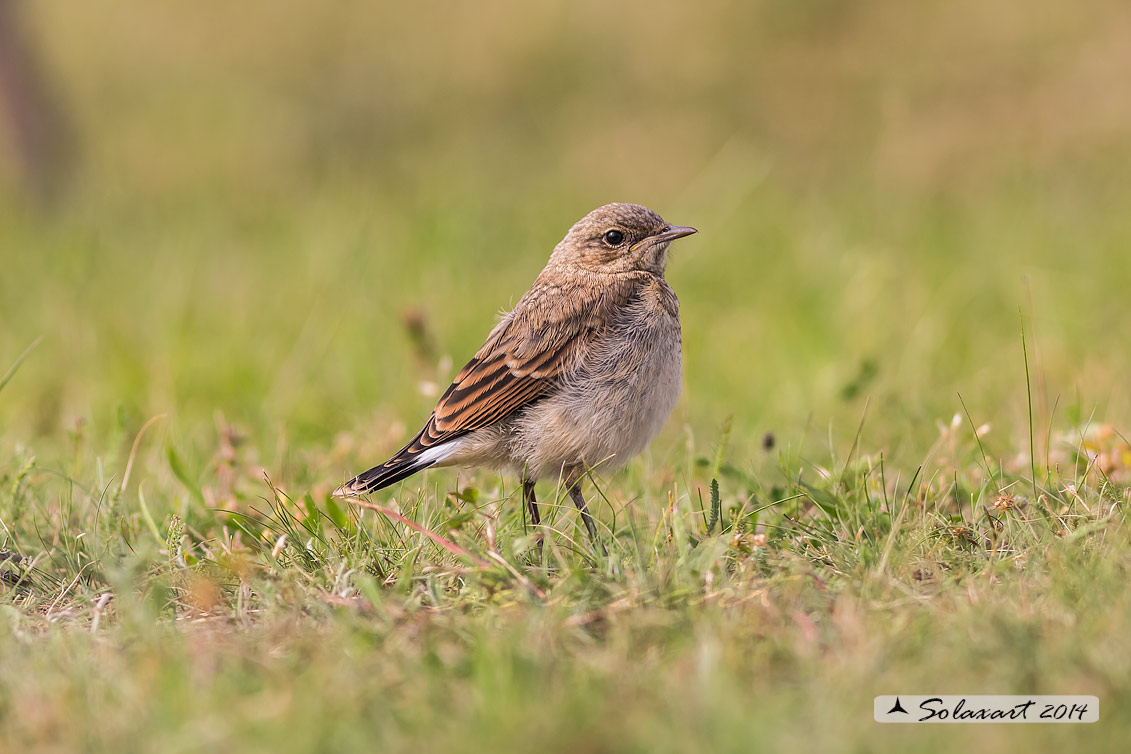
[514,281,682,477]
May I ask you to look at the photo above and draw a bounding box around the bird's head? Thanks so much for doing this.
[553,203,697,275]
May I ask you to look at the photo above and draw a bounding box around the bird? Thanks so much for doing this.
[334,203,697,551]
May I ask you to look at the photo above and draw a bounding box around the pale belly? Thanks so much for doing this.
[511,310,682,479]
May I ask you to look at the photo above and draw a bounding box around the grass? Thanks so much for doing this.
[2,365,1128,752]
[2,1,1131,751]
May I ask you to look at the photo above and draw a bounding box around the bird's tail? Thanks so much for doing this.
[333,454,434,498]
[335,425,468,498]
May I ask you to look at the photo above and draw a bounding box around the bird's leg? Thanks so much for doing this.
[566,472,606,555]
[523,480,541,527]
[522,479,544,560]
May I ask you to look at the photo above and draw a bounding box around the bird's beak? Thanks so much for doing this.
[632,224,698,251]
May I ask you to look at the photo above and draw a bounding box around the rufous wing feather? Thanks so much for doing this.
[335,276,640,495]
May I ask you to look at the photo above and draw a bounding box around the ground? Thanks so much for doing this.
[1,2,1130,752]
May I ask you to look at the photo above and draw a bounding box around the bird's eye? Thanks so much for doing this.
[603,229,625,247]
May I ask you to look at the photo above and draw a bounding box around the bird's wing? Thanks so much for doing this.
[404,276,637,458]
[335,273,644,496]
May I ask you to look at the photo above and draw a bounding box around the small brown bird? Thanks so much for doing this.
[335,203,697,549]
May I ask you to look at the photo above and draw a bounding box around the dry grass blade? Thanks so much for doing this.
[348,498,490,568]
[120,414,167,495]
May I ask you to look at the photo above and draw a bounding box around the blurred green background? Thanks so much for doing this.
[2,0,1129,485]
[2,5,1130,753]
